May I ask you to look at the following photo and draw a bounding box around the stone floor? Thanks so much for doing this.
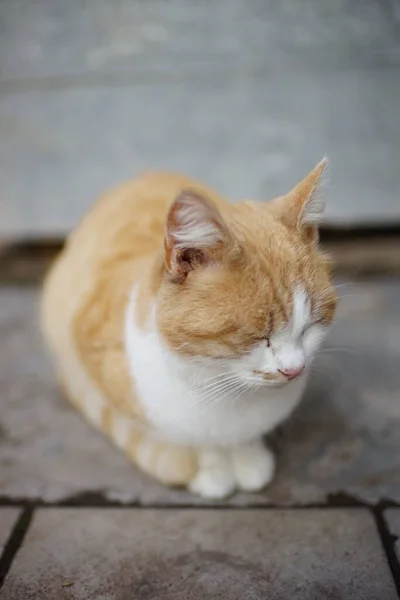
[0,278,399,598]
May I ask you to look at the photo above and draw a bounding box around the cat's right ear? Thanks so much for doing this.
[164,189,228,281]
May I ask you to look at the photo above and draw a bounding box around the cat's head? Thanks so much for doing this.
[158,159,336,387]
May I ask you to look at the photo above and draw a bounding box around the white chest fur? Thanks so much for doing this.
[125,290,306,448]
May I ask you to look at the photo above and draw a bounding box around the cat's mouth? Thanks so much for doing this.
[252,370,288,382]
[252,368,305,385]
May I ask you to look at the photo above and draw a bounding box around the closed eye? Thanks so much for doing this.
[254,336,271,347]
[302,319,324,335]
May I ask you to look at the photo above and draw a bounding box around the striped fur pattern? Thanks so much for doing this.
[41,160,336,498]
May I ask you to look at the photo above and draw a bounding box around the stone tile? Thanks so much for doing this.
[0,509,396,600]
[1,0,399,79]
[0,280,400,505]
[1,67,400,238]
[0,287,169,504]
[0,509,21,554]
[384,510,400,562]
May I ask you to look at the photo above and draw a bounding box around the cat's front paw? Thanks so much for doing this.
[189,449,235,499]
[231,440,276,492]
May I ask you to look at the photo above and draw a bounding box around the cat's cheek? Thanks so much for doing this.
[303,325,328,361]
[231,344,270,379]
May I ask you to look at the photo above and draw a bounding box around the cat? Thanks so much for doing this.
[41,159,336,499]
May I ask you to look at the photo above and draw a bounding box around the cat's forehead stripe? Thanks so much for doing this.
[291,288,310,335]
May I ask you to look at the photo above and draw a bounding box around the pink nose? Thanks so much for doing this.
[278,365,305,380]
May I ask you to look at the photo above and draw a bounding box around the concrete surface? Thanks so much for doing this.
[0,278,400,597]
[385,510,400,563]
[0,510,20,555]
[0,280,400,505]
[0,508,397,600]
[1,280,400,505]
[1,0,400,237]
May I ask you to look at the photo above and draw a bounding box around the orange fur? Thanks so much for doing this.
[41,162,336,489]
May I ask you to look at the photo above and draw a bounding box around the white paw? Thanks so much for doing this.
[189,449,235,499]
[231,441,276,492]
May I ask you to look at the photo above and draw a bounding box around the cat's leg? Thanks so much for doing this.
[189,448,236,499]
[126,426,198,487]
[94,403,198,487]
[59,372,198,487]
[230,439,276,492]
[101,410,199,487]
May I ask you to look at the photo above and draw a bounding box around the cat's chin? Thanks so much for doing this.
[251,374,307,389]
[261,379,288,388]
[240,377,288,389]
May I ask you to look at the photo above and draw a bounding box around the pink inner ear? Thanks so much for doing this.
[179,247,207,268]
[171,245,215,281]
[164,188,228,277]
[166,189,226,250]
[165,246,209,283]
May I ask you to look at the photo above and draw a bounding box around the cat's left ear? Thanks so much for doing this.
[277,158,328,243]
[164,189,229,280]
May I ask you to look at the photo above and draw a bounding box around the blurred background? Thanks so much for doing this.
[1,4,400,596]
[0,0,400,240]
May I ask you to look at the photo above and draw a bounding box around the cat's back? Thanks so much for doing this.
[65,171,209,268]
[49,171,226,278]
[41,171,227,359]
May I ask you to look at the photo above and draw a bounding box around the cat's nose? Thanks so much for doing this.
[278,365,305,380]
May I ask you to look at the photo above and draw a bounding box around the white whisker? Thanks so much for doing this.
[189,380,242,410]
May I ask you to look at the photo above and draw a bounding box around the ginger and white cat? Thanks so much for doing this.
[41,159,336,498]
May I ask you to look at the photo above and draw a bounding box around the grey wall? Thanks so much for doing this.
[1,0,400,238]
